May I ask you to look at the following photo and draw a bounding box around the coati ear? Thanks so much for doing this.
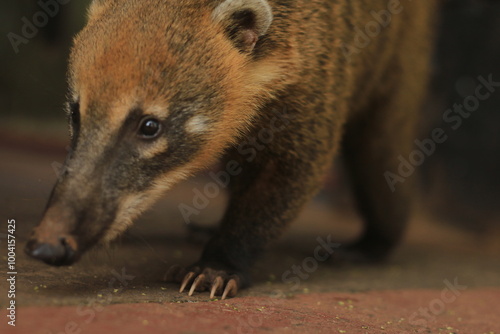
[212,0,273,53]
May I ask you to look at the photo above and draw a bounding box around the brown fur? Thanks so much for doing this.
[26,0,438,296]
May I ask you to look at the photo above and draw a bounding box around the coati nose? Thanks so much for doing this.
[25,237,77,266]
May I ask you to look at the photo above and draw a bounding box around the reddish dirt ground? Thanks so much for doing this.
[2,290,500,334]
[0,137,499,334]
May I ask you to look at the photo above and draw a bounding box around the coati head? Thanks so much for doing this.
[25,0,296,266]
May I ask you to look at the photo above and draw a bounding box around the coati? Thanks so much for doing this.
[25,0,437,299]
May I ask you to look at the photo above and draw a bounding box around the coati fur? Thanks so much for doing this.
[25,0,438,299]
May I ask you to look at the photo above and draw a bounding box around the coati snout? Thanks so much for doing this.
[26,0,437,299]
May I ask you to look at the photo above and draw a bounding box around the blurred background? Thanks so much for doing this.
[420,0,500,233]
[0,0,499,234]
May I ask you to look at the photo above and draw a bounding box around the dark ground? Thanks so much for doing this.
[0,133,499,334]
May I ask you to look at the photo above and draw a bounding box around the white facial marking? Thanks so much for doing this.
[148,105,166,115]
[185,115,210,134]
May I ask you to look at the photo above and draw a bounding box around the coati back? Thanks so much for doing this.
[26,0,437,299]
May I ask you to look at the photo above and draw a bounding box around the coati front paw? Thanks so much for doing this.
[164,263,244,300]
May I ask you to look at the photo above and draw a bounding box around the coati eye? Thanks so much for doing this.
[138,117,162,139]
[69,101,80,127]
[68,101,80,144]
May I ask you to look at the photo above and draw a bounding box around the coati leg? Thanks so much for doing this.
[166,99,341,299]
[340,85,420,261]
[338,0,435,262]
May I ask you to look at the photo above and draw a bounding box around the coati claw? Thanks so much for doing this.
[179,272,196,293]
[189,274,206,296]
[222,278,239,300]
[210,276,224,299]
[166,265,243,299]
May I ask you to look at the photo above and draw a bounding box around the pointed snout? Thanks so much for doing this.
[25,236,78,266]
[25,204,81,266]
